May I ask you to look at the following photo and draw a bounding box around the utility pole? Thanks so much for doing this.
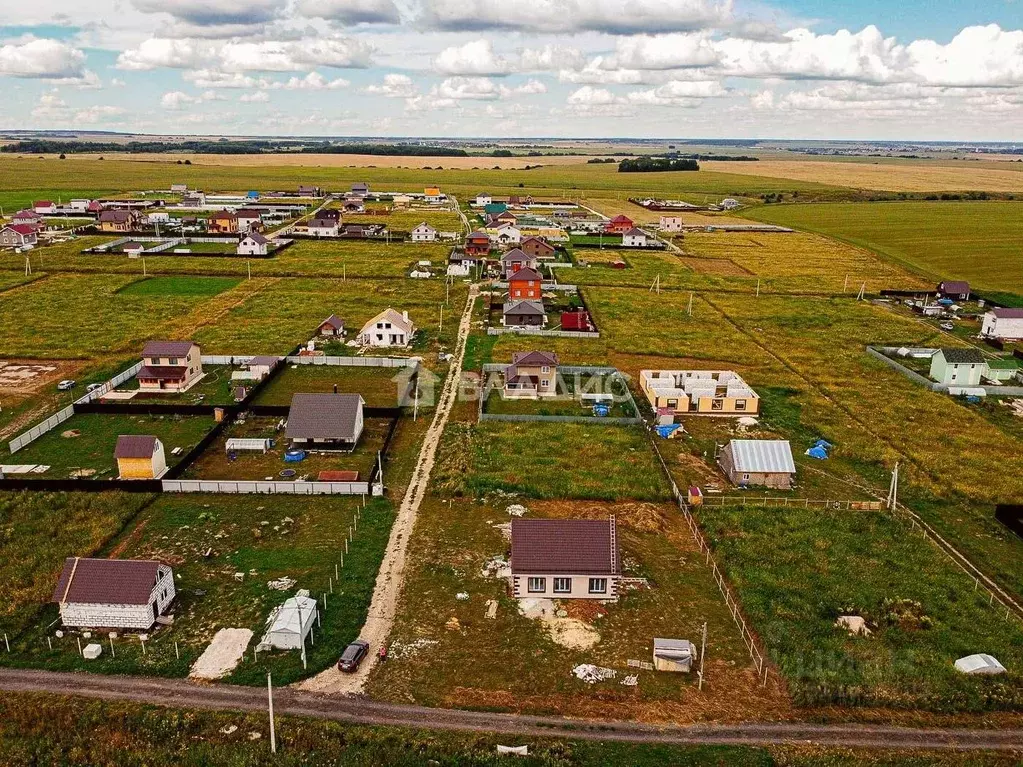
[843,274,849,292]
[413,380,419,421]
[887,462,899,510]
[687,292,694,317]
[267,672,277,754]
[143,258,147,277]
[756,278,760,298]
[698,621,707,690]
[857,282,866,301]
[438,304,443,336]
[247,260,251,280]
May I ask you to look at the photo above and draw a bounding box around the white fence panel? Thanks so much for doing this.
[9,404,76,454]
[162,479,368,495]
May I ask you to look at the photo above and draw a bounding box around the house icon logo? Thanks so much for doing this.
[392,366,442,407]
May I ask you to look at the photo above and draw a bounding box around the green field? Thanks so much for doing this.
[115,276,243,296]
[745,201,1023,298]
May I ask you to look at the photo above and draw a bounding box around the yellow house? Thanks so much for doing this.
[115,435,167,479]
[424,186,441,197]
[640,370,760,417]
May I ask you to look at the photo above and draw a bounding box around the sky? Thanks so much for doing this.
[0,0,1022,140]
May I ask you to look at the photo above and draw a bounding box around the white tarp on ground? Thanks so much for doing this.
[955,653,1006,675]
[190,628,253,679]
[262,595,318,650]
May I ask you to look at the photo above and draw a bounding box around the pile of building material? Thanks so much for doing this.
[572,664,616,684]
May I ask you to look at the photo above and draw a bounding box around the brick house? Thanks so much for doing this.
[465,231,491,256]
[520,236,556,260]
[605,214,634,234]
[500,248,538,278]
[508,267,543,301]
[53,557,176,630]
[208,210,239,234]
[98,209,141,232]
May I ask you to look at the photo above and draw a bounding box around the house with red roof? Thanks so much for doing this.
[465,231,491,257]
[0,224,39,248]
[605,214,634,234]
[12,209,41,226]
[33,201,56,215]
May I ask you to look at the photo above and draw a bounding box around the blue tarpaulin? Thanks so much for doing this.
[656,424,682,439]
[806,446,829,460]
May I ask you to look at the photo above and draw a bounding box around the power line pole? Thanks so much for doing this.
[267,672,277,754]
[887,462,899,510]
[698,621,707,690]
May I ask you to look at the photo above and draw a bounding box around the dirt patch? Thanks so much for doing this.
[518,597,601,650]
[530,499,672,534]
[107,519,149,560]
[0,360,82,394]
[679,257,754,276]
[60,430,81,438]
[190,628,253,680]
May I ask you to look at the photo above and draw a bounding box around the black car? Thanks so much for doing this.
[337,639,369,672]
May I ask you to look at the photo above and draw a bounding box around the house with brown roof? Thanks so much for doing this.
[622,227,649,247]
[237,232,269,255]
[208,210,239,234]
[317,314,345,337]
[357,308,415,347]
[236,208,264,232]
[115,435,167,479]
[520,236,555,260]
[138,341,203,393]
[53,557,176,629]
[511,517,621,600]
[503,351,559,398]
[502,299,547,328]
[465,231,491,256]
[306,216,340,237]
[298,185,323,197]
[286,392,365,450]
[508,267,543,301]
[98,209,141,232]
[500,248,538,278]
[937,280,971,300]
[0,224,38,248]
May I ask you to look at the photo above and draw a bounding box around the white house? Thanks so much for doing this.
[33,200,56,215]
[475,193,492,206]
[236,209,263,232]
[306,217,340,237]
[720,198,741,210]
[52,557,176,630]
[981,308,1023,341]
[69,199,92,213]
[147,211,170,224]
[357,308,415,347]
[659,215,683,232]
[237,232,269,256]
[622,227,649,247]
[262,594,318,650]
[493,224,522,245]
[929,348,987,386]
[411,222,437,242]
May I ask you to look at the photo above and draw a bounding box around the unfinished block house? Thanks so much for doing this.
[640,370,759,417]
[53,557,176,630]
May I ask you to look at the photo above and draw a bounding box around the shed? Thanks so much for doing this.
[719,439,796,489]
[262,594,318,650]
[955,654,1006,675]
[226,438,272,453]
[317,314,345,337]
[115,435,167,479]
[653,638,695,673]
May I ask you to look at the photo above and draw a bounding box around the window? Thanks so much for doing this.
[527,577,546,593]
[735,399,746,411]
[541,379,549,387]
[742,473,750,480]
[667,398,677,408]
[588,578,607,594]
[541,366,550,373]
[553,577,572,594]
[711,399,724,410]
[168,357,178,366]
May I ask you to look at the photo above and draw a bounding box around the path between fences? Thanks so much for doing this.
[297,283,479,695]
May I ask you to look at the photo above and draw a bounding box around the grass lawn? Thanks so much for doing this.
[0,491,154,636]
[115,276,243,297]
[483,371,638,419]
[254,363,413,408]
[9,412,215,478]
[433,420,670,501]
[117,365,244,405]
[744,201,1023,299]
[366,497,788,722]
[183,415,391,482]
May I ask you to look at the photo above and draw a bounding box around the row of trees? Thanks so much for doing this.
[618,157,699,173]
[1,140,469,157]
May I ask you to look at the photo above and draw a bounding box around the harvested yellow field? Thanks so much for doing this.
[701,159,1023,192]
[34,153,601,170]
[584,197,753,227]
[683,230,930,293]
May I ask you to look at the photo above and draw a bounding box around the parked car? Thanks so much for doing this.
[86,383,104,393]
[337,639,369,672]
[57,380,76,391]
[940,322,955,331]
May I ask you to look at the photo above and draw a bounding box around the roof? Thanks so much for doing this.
[236,208,262,217]
[247,355,280,368]
[241,232,269,244]
[34,200,53,206]
[309,218,339,228]
[4,224,37,236]
[114,434,159,459]
[286,393,365,440]
[561,311,591,330]
[319,314,344,329]
[509,267,543,282]
[939,280,970,293]
[511,518,619,575]
[143,340,195,357]
[267,595,317,636]
[53,557,166,605]
[992,308,1023,319]
[137,365,187,380]
[511,351,559,367]
[504,300,546,317]
[501,248,532,263]
[987,358,1022,370]
[939,348,986,364]
[317,470,360,481]
[413,222,436,231]
[521,236,554,250]
[98,210,134,223]
[653,637,695,659]
[727,439,796,474]
[211,210,237,220]
[623,227,646,237]
[467,231,490,240]
[360,308,414,335]
[13,209,40,218]
[954,653,1006,675]
[610,215,633,223]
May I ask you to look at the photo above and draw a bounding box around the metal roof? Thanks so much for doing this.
[511,518,618,575]
[503,300,546,316]
[53,557,165,605]
[114,435,160,459]
[286,393,364,441]
[143,340,195,358]
[728,439,796,474]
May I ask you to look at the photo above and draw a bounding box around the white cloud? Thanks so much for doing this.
[362,73,417,97]
[160,89,220,109]
[117,35,373,72]
[603,33,720,70]
[117,38,205,70]
[75,105,129,122]
[423,0,731,34]
[239,90,270,102]
[625,79,727,105]
[131,0,281,26]
[294,0,400,24]
[281,72,350,89]
[435,75,502,100]
[904,25,1023,87]
[434,39,584,76]
[0,38,87,79]
[30,90,127,124]
[567,85,619,106]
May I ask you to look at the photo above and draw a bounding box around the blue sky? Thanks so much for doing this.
[1,0,1022,139]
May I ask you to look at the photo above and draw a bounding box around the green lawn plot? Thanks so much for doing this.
[0,491,154,636]
[115,365,244,406]
[482,371,638,419]
[681,230,930,295]
[346,209,463,233]
[432,420,670,502]
[699,500,1023,712]
[366,497,787,722]
[0,493,390,685]
[8,412,216,478]
[0,273,225,358]
[744,201,1023,299]
[280,239,452,278]
[115,276,242,297]
[0,271,44,294]
[193,278,468,355]
[253,363,415,408]
[183,416,391,482]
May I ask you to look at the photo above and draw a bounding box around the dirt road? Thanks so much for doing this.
[1,668,1021,752]
[298,284,479,695]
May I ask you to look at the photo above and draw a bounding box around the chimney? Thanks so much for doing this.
[402,311,409,322]
[333,384,338,394]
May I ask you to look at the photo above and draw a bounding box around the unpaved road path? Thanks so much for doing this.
[1,669,1021,752]
[298,283,479,695]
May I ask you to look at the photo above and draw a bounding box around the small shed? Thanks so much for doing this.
[115,435,167,479]
[226,438,273,453]
[317,314,345,337]
[955,654,1006,675]
[263,594,318,650]
[233,385,247,402]
[653,638,695,672]
[719,439,796,489]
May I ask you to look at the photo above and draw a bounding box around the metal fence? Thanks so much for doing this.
[283,355,419,368]
[867,346,1023,396]
[162,479,370,495]
[699,496,883,510]
[487,327,600,338]
[8,405,75,454]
